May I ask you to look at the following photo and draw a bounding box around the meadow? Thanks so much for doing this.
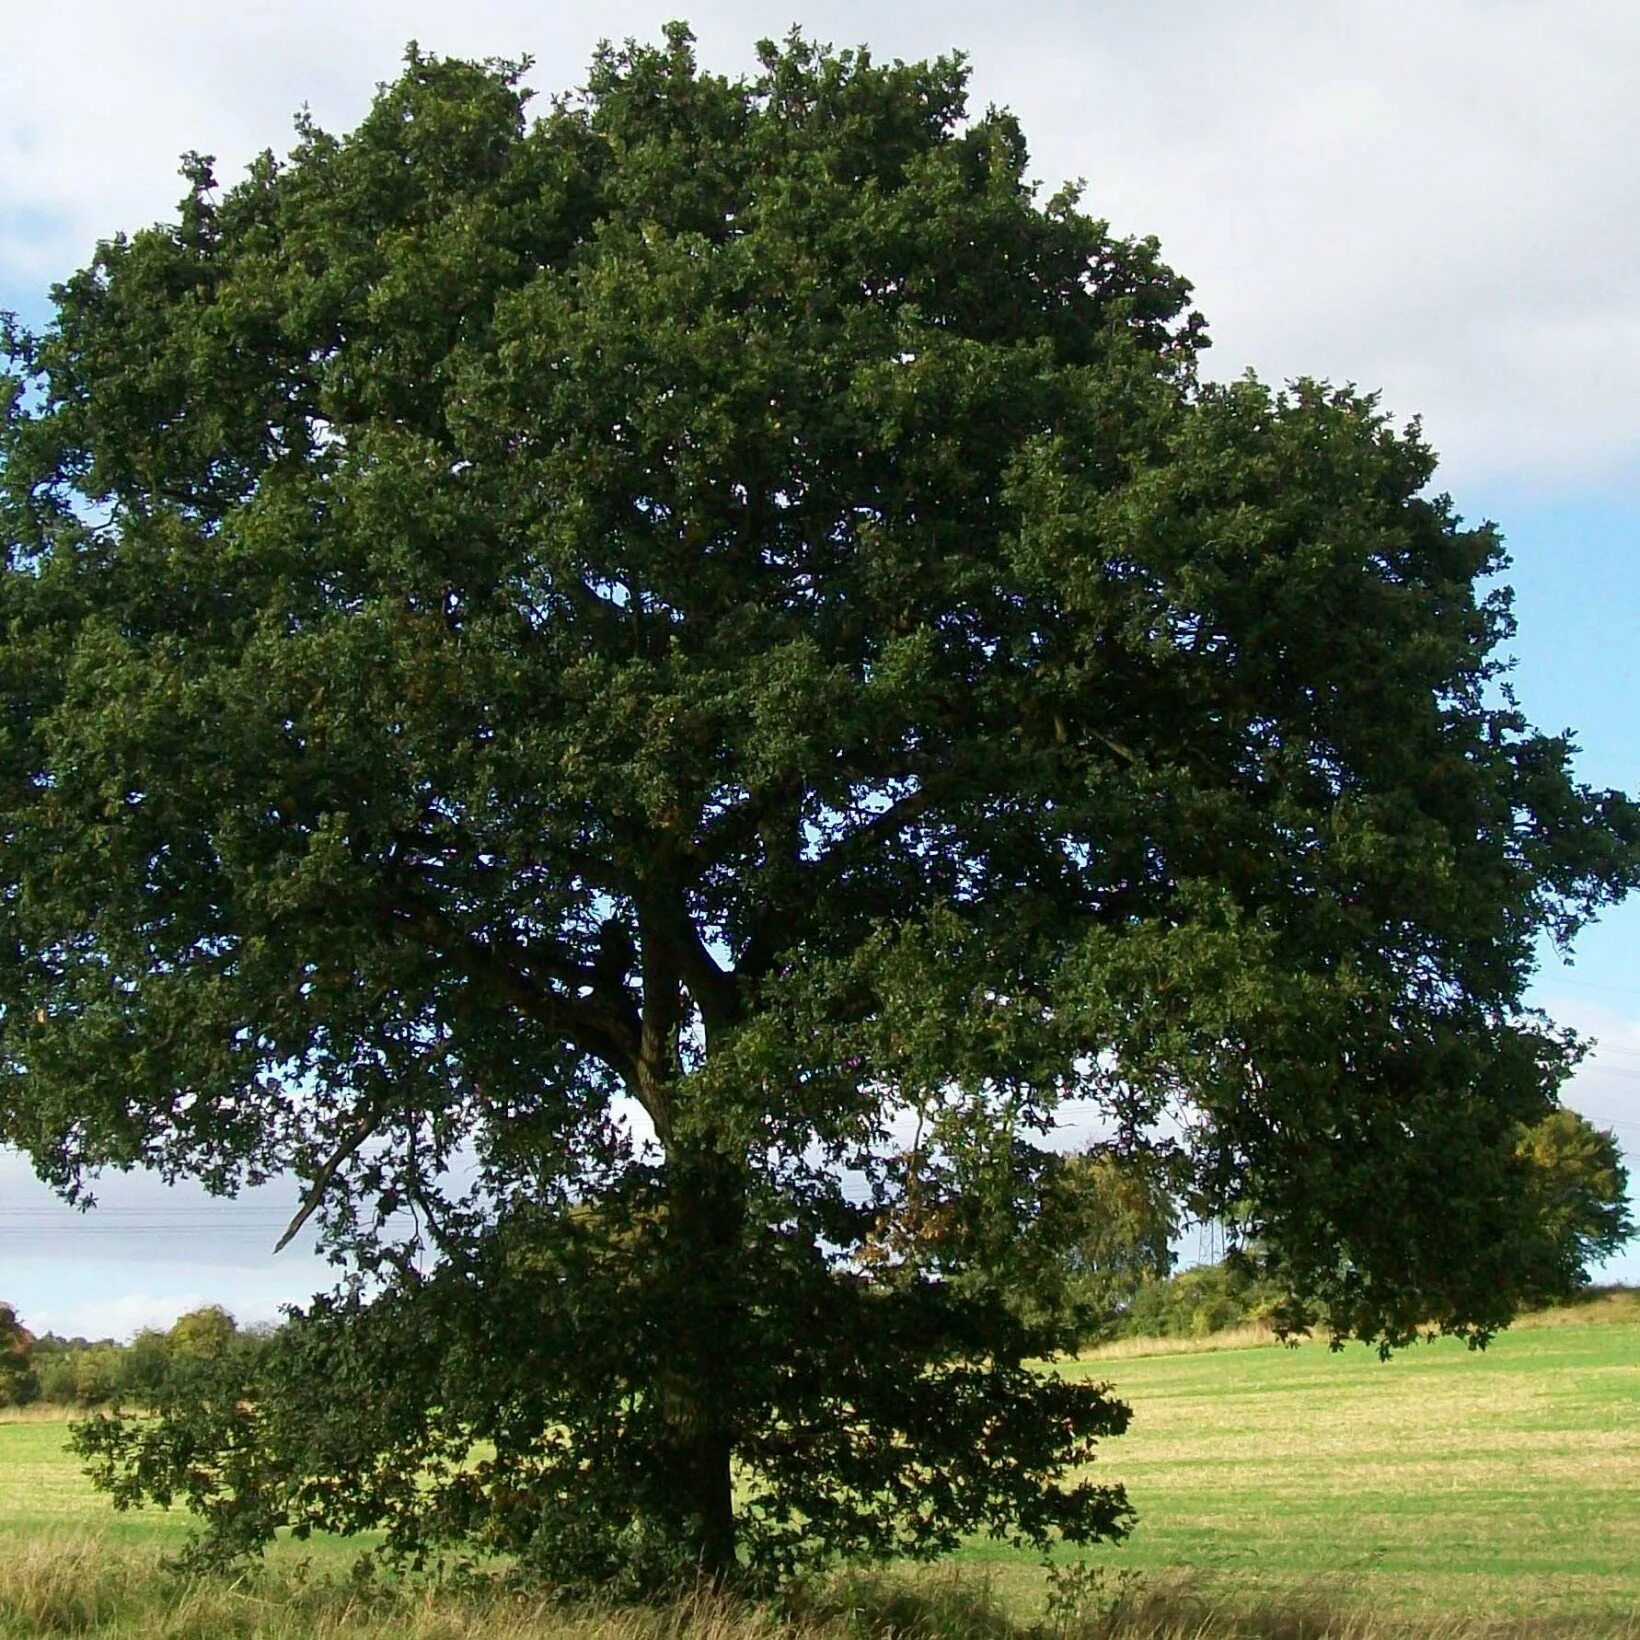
[2,1297,1636,1638]
[1028,1296,1640,1624]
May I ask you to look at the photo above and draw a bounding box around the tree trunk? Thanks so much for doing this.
[686,1424,737,1587]
[663,1147,744,1585]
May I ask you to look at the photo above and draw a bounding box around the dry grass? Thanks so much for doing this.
[0,1535,786,1640]
[0,1541,1635,1640]
[1512,1288,1640,1330]
[1073,1325,1281,1363]
[0,1401,98,1423]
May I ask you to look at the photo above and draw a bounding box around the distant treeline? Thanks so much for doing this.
[0,1303,271,1409]
[1101,1264,1637,1345]
[3,1268,1631,1412]
[4,1276,1275,1411]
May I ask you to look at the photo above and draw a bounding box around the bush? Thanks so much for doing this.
[1119,1262,1284,1342]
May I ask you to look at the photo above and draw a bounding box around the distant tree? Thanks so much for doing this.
[116,1328,175,1406]
[70,1344,121,1408]
[31,1339,78,1405]
[1046,1150,1182,1339]
[1120,1258,1284,1341]
[863,1146,1180,1344]
[168,1306,237,1363]
[0,1303,36,1406]
[1514,1108,1634,1299]
[4,26,1638,1592]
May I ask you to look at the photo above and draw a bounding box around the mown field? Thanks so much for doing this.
[2,1297,1636,1638]
[1020,1295,1640,1625]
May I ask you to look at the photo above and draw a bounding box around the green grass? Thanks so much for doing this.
[988,1311,1640,1625]
[2,1305,1636,1634]
[0,1412,369,1571]
[0,1417,189,1554]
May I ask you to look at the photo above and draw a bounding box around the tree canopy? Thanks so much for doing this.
[0,1303,35,1407]
[2,25,1636,1590]
[1512,1107,1634,1296]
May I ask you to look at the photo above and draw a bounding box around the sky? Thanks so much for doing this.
[1,0,1636,1336]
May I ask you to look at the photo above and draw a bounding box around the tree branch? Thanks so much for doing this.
[636,874,741,1038]
[376,891,643,1085]
[274,1109,380,1254]
[738,785,934,984]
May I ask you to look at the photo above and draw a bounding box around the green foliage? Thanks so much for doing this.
[3,23,1639,1594]
[165,1304,237,1363]
[1044,1152,1182,1343]
[0,1303,36,1406]
[44,1342,123,1408]
[77,1204,1133,1593]
[114,1329,175,1406]
[31,1336,111,1407]
[1118,1262,1283,1343]
[29,1341,82,1407]
[1511,1108,1634,1299]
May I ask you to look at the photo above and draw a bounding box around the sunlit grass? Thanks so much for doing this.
[1026,1307,1640,1625]
[2,1298,1636,1634]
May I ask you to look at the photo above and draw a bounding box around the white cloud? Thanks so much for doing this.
[7,1268,307,1341]
[45,1288,213,1341]
[1550,997,1640,1142]
[2,0,1636,489]
[1538,996,1640,1284]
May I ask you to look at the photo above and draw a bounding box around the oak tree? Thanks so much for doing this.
[3,27,1637,1589]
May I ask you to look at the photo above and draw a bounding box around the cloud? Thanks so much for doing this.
[3,0,1636,490]
[1537,996,1640,1284]
[42,1288,213,1341]
[5,1267,307,1342]
[0,1147,328,1262]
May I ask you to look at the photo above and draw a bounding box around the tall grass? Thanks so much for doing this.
[1073,1323,1279,1362]
[1,1542,1635,1640]
[1510,1286,1640,1330]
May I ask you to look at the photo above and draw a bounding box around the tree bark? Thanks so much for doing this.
[663,1146,744,1585]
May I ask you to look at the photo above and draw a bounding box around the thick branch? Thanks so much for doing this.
[274,1109,380,1253]
[636,876,741,1038]
[634,895,684,1146]
[378,896,643,1088]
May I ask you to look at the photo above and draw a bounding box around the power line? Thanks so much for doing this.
[1571,1041,1640,1062]
[1540,976,1640,1001]
[1569,1066,1640,1087]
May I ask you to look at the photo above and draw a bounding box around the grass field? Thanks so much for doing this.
[2,1301,1636,1636]
[1018,1306,1640,1625]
